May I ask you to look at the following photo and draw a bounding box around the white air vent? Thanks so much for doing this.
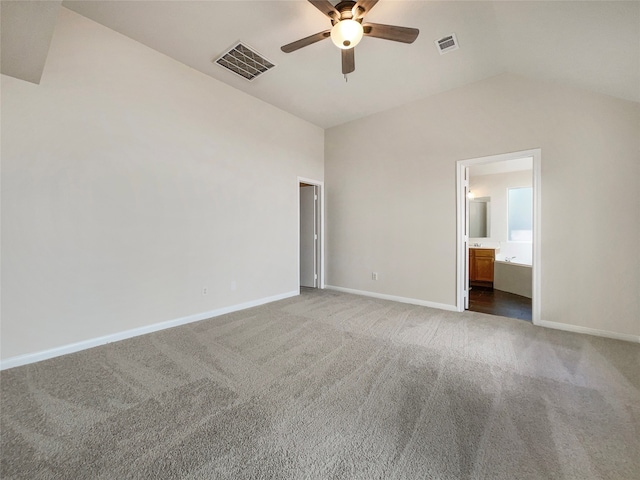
[214,43,275,81]
[435,34,459,55]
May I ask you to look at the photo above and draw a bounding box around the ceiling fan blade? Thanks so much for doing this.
[353,0,379,19]
[308,0,340,20]
[281,30,331,53]
[363,23,419,43]
[342,48,355,74]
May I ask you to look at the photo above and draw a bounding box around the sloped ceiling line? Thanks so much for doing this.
[3,1,638,128]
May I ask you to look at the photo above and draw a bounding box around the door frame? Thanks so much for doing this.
[297,177,325,292]
[455,149,542,325]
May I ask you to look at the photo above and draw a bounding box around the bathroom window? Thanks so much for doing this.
[508,187,532,241]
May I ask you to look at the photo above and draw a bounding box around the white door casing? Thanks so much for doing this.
[300,184,318,288]
[464,166,470,310]
[456,149,541,324]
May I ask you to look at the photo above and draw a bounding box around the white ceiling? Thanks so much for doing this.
[0,1,61,84]
[3,1,639,128]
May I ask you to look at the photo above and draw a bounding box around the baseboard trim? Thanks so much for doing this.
[325,285,458,312]
[0,290,299,371]
[536,320,640,343]
[325,286,639,343]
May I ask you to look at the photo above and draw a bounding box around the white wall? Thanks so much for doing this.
[1,8,324,360]
[326,73,640,338]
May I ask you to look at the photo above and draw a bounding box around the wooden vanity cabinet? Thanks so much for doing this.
[469,248,495,288]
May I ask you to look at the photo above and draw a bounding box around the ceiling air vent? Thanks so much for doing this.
[214,43,275,81]
[435,34,459,55]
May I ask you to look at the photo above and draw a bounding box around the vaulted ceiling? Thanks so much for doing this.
[2,1,639,128]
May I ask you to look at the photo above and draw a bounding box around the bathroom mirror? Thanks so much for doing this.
[469,197,491,238]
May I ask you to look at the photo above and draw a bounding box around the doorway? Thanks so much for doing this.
[298,178,324,290]
[456,150,541,324]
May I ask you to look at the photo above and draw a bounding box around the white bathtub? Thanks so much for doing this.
[495,242,532,267]
[494,259,532,298]
[495,254,531,267]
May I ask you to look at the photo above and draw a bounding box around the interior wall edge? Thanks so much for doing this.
[327,288,639,344]
[325,285,458,312]
[0,290,299,371]
[536,319,640,344]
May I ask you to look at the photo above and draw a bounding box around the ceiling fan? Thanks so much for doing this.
[281,0,419,75]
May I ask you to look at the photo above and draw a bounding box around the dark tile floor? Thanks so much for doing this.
[468,287,532,322]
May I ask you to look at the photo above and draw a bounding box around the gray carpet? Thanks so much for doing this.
[2,288,639,479]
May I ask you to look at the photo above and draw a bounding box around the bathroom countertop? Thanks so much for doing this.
[469,245,500,250]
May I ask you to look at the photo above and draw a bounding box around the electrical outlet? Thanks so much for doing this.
[372,272,378,280]
[230,281,237,291]
[202,287,208,295]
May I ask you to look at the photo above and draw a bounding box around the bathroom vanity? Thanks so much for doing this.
[469,248,495,288]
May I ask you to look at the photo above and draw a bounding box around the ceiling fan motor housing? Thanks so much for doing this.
[331,1,362,25]
[281,0,419,75]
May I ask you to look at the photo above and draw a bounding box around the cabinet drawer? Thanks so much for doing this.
[474,249,494,258]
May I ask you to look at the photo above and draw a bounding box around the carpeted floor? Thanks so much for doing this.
[2,288,639,479]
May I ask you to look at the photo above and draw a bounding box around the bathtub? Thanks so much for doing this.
[494,257,532,298]
[495,252,531,267]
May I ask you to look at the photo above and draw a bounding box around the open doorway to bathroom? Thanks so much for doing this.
[456,150,541,324]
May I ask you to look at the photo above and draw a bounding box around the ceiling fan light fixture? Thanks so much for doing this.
[330,19,364,49]
[281,0,419,75]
